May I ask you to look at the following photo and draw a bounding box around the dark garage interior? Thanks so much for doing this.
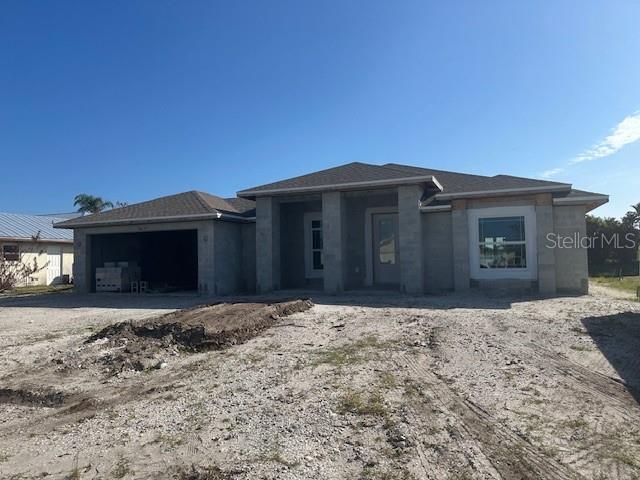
[90,229,198,292]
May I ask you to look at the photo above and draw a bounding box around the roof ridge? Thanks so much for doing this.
[195,191,242,213]
[492,174,570,185]
[192,190,221,213]
[382,163,493,179]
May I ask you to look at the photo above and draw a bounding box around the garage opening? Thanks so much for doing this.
[90,229,198,293]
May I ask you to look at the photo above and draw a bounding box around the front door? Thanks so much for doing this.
[46,247,61,285]
[372,213,400,285]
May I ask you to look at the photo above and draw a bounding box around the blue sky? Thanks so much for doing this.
[1,1,639,218]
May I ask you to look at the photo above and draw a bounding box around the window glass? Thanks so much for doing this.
[2,245,19,261]
[378,218,396,265]
[478,216,525,243]
[480,243,527,269]
[313,251,323,270]
[310,216,323,271]
[312,230,323,250]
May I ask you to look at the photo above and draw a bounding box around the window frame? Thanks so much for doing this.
[303,212,324,279]
[1,244,20,262]
[467,206,538,280]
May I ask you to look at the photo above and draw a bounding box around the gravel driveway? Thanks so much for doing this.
[0,288,639,479]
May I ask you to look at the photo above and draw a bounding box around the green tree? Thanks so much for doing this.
[73,194,114,214]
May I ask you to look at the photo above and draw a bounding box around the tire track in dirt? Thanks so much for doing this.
[528,342,640,421]
[395,351,583,480]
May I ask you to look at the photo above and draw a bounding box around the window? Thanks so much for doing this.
[468,206,537,281]
[304,212,324,278]
[2,244,19,261]
[478,216,526,269]
[311,219,323,270]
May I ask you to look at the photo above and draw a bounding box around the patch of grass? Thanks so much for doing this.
[111,456,131,479]
[154,433,185,448]
[592,276,640,297]
[560,418,589,429]
[379,372,397,389]
[7,284,74,295]
[312,335,385,367]
[337,390,388,417]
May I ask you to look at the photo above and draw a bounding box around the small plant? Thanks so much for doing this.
[337,390,388,417]
[561,418,589,430]
[379,372,397,389]
[312,335,384,367]
[0,244,45,292]
[111,456,131,479]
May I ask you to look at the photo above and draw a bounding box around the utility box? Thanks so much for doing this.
[96,265,141,292]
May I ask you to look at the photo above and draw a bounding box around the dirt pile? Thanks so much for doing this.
[83,299,313,373]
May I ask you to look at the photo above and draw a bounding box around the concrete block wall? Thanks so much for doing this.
[241,223,256,293]
[398,185,424,293]
[256,196,281,293]
[322,191,345,293]
[422,211,454,292]
[213,221,243,295]
[535,195,557,294]
[72,230,91,293]
[553,205,589,294]
[451,200,470,291]
[197,222,215,294]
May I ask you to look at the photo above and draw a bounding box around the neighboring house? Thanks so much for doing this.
[0,212,76,286]
[56,162,608,295]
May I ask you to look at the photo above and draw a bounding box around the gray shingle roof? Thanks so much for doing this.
[237,161,571,198]
[0,213,74,242]
[55,191,255,228]
[237,162,440,197]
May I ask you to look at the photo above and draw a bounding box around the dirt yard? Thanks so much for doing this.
[0,287,639,480]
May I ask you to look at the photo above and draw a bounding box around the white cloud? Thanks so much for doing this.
[541,167,564,178]
[539,111,640,178]
[570,111,640,164]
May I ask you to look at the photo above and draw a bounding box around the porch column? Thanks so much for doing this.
[72,229,91,294]
[322,191,345,293]
[398,185,424,294]
[197,222,215,294]
[452,199,470,291]
[256,196,281,293]
[536,194,557,294]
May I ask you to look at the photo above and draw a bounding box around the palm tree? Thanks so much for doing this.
[73,194,114,214]
[630,203,640,229]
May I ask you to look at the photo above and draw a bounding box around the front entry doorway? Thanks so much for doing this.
[372,213,400,285]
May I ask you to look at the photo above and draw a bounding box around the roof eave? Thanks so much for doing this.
[435,184,572,200]
[237,175,442,199]
[0,236,73,244]
[553,195,609,212]
[54,213,223,229]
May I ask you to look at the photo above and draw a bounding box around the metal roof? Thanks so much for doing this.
[0,212,74,242]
